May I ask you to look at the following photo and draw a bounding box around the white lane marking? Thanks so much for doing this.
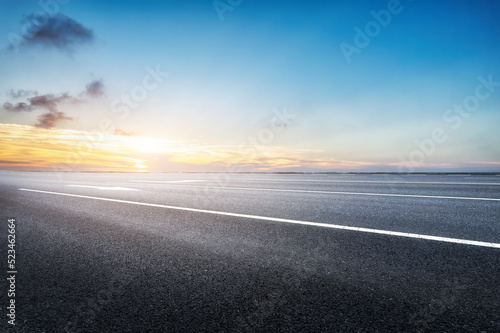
[131,180,206,183]
[66,185,139,191]
[18,188,500,249]
[131,184,500,202]
[130,179,500,186]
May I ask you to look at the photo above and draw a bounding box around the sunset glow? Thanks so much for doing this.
[0,123,395,172]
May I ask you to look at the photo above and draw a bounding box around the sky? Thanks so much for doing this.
[0,0,499,172]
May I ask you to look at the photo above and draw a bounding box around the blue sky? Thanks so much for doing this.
[0,0,499,172]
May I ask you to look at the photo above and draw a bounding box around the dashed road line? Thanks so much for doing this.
[131,179,500,186]
[129,184,500,201]
[66,185,139,191]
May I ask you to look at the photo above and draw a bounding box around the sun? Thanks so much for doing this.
[134,163,148,170]
[127,137,166,154]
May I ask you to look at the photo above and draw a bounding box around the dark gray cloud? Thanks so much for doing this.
[9,89,38,99]
[3,93,76,113]
[11,14,93,52]
[2,79,104,129]
[28,93,77,112]
[35,111,72,129]
[23,94,76,129]
[3,102,34,112]
[85,80,105,98]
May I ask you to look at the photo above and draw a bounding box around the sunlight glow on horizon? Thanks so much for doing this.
[0,123,395,172]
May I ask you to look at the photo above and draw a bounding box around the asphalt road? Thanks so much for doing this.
[1,171,500,332]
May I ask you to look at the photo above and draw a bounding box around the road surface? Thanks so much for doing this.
[1,171,500,332]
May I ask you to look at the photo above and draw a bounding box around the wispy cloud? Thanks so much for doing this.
[114,128,139,137]
[0,124,147,171]
[9,89,38,99]
[0,124,498,172]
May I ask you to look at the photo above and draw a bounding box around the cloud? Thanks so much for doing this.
[11,14,93,53]
[85,80,105,98]
[3,102,34,112]
[35,111,72,129]
[114,129,138,137]
[27,94,76,128]
[3,93,79,113]
[28,93,77,112]
[2,80,104,112]
[2,79,105,129]
[9,89,38,99]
